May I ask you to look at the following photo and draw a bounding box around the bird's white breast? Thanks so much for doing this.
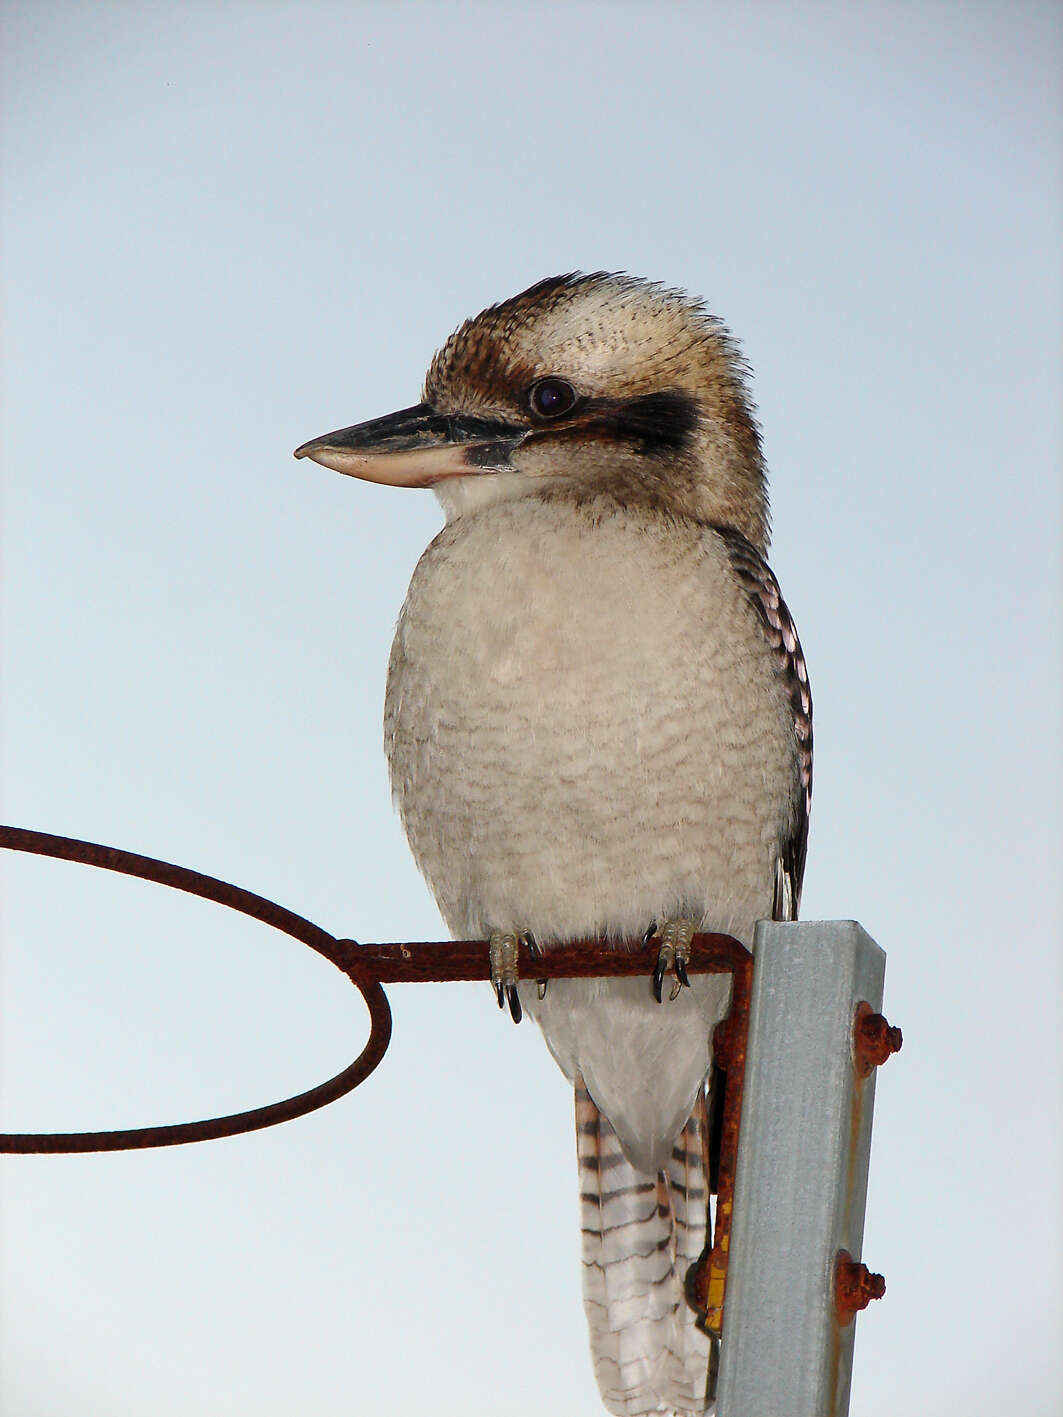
[385,493,797,1168]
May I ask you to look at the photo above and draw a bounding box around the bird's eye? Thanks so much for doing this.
[528,377,578,419]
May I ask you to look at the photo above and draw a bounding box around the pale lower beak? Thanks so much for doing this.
[294,403,526,487]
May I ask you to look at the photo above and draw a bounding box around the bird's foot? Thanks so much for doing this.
[649,917,697,1002]
[489,931,542,1023]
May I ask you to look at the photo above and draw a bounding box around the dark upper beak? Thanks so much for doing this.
[293,403,527,487]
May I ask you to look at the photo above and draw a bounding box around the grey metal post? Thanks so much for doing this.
[715,921,887,1417]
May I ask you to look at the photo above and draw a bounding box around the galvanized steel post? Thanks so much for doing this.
[715,920,894,1417]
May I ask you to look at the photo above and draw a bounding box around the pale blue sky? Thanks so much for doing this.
[2,4,1060,1415]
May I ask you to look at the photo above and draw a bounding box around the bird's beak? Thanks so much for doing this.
[293,403,527,487]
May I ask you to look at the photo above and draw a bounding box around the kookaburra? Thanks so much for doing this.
[295,273,811,1417]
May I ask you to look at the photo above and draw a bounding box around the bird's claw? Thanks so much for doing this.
[489,931,539,1023]
[489,931,521,1021]
[652,943,671,1003]
[650,918,696,1003]
[525,932,548,1000]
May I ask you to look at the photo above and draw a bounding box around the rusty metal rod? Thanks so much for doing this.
[1,824,340,961]
[335,935,749,982]
[0,987,393,1154]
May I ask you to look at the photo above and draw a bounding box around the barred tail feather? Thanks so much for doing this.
[576,1080,713,1416]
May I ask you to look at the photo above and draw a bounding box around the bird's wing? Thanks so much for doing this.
[577,1080,712,1416]
[712,526,813,919]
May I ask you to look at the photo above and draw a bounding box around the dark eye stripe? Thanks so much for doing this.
[578,390,701,456]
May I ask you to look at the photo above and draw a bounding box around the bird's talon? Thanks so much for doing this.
[653,944,672,1004]
[652,918,696,1002]
[523,931,549,1000]
[489,930,524,1022]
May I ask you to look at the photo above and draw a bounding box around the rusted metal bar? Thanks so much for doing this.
[336,934,749,983]
[684,951,753,1341]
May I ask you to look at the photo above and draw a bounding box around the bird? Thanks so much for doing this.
[294,273,812,1416]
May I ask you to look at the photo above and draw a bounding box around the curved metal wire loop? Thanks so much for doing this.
[0,824,750,1158]
[0,826,392,1154]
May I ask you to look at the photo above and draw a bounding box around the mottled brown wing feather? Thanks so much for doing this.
[713,526,813,917]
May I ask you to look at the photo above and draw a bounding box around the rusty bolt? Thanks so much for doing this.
[835,1250,886,1326]
[685,1250,712,1315]
[853,1000,903,1077]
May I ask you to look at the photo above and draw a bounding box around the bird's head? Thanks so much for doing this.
[295,273,769,551]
